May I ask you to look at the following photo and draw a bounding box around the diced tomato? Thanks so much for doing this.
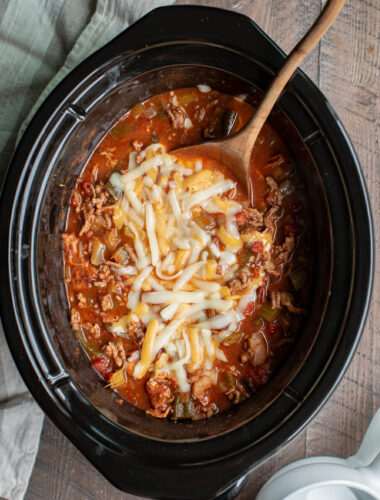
[243,302,255,316]
[234,211,247,225]
[283,223,303,236]
[82,181,93,196]
[266,320,280,336]
[250,241,264,254]
[91,356,112,381]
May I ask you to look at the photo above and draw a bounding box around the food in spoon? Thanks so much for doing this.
[63,86,312,420]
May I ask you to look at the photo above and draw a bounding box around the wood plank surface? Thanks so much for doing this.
[25,0,379,499]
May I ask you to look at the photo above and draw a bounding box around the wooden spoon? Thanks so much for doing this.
[174,0,345,200]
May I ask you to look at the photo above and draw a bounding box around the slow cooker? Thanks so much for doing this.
[0,6,373,499]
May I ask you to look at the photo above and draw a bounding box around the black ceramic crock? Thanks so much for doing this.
[0,6,374,500]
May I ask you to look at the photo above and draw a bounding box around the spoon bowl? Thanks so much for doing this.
[173,0,345,200]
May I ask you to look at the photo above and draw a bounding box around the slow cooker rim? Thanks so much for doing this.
[0,5,374,498]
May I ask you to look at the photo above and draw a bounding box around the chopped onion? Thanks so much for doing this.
[184,117,193,129]
[108,172,124,191]
[197,84,211,93]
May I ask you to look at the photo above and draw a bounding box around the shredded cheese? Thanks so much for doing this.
[134,318,160,378]
[104,143,273,392]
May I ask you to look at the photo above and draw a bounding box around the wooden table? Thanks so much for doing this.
[25,1,379,498]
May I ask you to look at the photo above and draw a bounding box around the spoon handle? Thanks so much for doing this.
[236,0,345,165]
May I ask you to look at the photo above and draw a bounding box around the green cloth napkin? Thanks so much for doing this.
[0,1,172,499]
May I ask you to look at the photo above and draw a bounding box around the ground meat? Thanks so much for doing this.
[270,291,303,314]
[102,341,124,367]
[132,140,143,151]
[266,260,282,281]
[92,192,108,212]
[195,402,218,418]
[76,293,86,308]
[146,373,177,415]
[116,338,127,365]
[126,321,146,344]
[83,322,101,338]
[225,380,250,404]
[70,308,81,331]
[263,205,280,233]
[101,294,113,312]
[93,280,107,288]
[192,375,212,406]
[272,236,295,265]
[245,208,264,229]
[167,105,187,129]
[227,270,250,294]
[79,205,95,236]
[278,292,304,314]
[98,264,111,280]
[99,150,117,168]
[124,242,137,264]
[100,311,121,323]
[266,177,282,206]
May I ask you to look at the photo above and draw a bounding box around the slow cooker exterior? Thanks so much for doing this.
[0,6,373,500]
